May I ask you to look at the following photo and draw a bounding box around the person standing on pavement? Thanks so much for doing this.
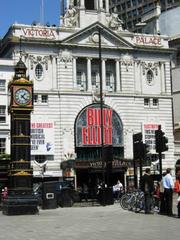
[159,172,166,215]
[113,180,123,201]
[140,168,154,214]
[174,170,180,217]
[163,168,174,216]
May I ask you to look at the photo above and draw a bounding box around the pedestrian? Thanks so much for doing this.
[159,172,166,215]
[1,186,8,200]
[174,170,180,218]
[140,168,154,214]
[113,180,123,201]
[163,168,174,216]
[82,183,88,202]
[153,181,160,210]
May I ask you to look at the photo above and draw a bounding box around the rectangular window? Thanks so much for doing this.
[153,98,159,106]
[106,72,111,86]
[77,71,82,85]
[0,79,5,91]
[0,138,6,154]
[144,98,150,107]
[91,72,99,89]
[34,94,38,103]
[0,106,6,122]
[41,95,48,103]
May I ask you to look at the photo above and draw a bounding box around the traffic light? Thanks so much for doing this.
[133,133,142,159]
[142,143,150,160]
[155,126,168,153]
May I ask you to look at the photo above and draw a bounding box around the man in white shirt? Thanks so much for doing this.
[163,168,174,216]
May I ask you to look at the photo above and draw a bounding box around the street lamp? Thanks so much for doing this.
[98,27,105,187]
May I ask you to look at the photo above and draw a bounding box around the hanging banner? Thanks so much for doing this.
[76,104,123,147]
[31,118,54,155]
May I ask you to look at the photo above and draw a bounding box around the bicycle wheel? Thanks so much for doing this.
[134,193,145,213]
[120,194,131,210]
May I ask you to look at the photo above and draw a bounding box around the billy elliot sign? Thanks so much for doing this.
[76,104,123,147]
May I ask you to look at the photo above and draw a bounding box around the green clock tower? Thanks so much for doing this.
[2,59,38,215]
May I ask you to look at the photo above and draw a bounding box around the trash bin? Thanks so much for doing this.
[58,188,74,207]
[42,181,58,209]
[98,187,114,206]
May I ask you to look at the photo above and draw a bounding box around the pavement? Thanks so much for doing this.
[0,201,179,240]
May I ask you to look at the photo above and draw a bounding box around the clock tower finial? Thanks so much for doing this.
[14,58,27,80]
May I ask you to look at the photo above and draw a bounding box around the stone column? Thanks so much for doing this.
[161,62,166,93]
[94,0,98,10]
[80,0,85,7]
[87,58,92,91]
[105,0,109,13]
[73,57,77,87]
[116,59,120,92]
[134,60,141,93]
[102,59,106,91]
[52,56,57,89]
[99,0,103,9]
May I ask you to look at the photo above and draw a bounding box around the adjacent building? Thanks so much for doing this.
[110,0,180,33]
[0,0,175,188]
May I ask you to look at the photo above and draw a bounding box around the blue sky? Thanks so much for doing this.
[0,0,60,37]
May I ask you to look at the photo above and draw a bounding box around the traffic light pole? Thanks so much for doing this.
[133,157,137,189]
[158,151,162,177]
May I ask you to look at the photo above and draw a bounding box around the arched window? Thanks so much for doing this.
[35,63,43,80]
[146,70,154,85]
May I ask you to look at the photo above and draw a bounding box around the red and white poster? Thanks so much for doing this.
[31,117,54,155]
[142,123,162,153]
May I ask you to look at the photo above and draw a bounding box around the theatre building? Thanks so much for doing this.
[0,0,175,188]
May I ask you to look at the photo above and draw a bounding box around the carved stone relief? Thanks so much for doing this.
[29,55,50,70]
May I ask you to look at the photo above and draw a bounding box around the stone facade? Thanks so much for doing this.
[0,0,175,184]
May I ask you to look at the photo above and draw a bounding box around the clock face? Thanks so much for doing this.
[14,88,31,105]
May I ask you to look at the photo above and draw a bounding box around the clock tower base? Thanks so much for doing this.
[2,196,38,215]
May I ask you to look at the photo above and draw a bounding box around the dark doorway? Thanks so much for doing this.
[76,168,125,189]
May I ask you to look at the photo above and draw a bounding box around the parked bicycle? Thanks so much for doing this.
[119,189,158,213]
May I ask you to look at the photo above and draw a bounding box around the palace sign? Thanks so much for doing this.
[22,27,56,39]
[134,35,161,46]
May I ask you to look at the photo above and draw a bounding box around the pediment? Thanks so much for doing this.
[61,22,134,50]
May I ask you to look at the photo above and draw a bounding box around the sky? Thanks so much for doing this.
[0,0,60,38]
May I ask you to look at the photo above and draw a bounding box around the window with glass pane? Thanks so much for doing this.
[106,72,111,86]
[0,79,5,90]
[91,72,99,89]
[147,70,153,85]
[34,94,38,103]
[0,138,6,154]
[91,72,97,86]
[0,106,6,122]
[35,63,43,79]
[41,95,48,103]
[144,98,150,106]
[77,71,82,85]
[153,98,158,106]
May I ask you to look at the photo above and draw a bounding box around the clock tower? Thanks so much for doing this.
[2,59,38,215]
